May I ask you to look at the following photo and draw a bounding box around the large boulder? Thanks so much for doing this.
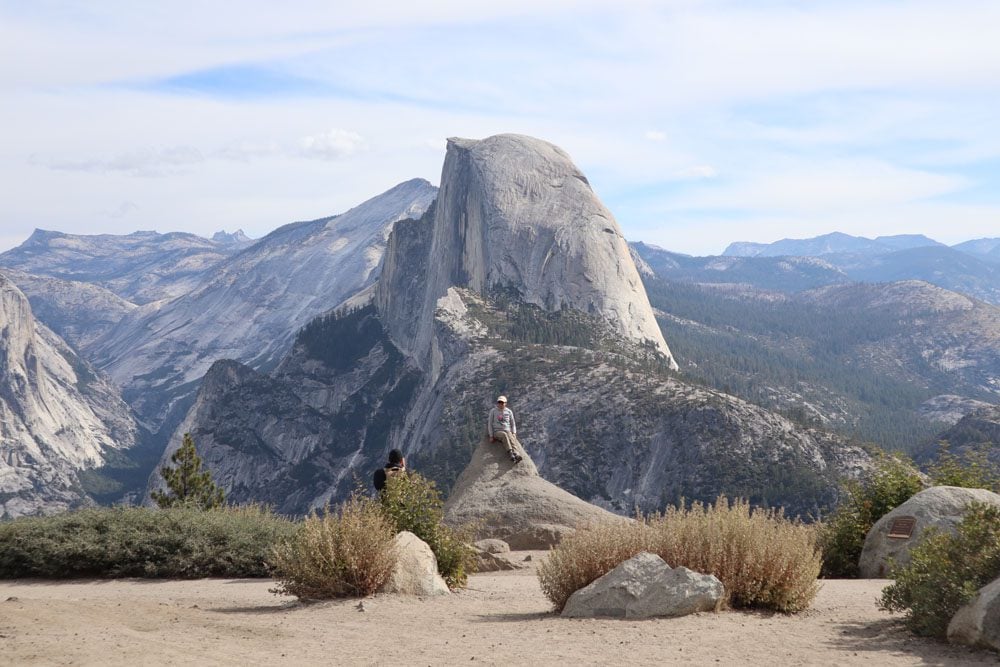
[561,552,724,619]
[443,437,625,549]
[859,486,1000,578]
[378,531,449,596]
[948,576,1000,651]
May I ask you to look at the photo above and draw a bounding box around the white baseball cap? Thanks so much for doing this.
[496,395,508,403]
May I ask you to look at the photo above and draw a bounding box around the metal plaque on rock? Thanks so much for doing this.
[887,516,916,540]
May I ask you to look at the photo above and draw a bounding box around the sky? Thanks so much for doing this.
[2,0,999,256]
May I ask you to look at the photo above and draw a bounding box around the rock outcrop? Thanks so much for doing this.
[561,552,724,619]
[376,134,676,375]
[378,531,449,597]
[0,273,141,517]
[443,437,624,549]
[0,268,138,351]
[948,576,1000,651]
[859,486,1000,578]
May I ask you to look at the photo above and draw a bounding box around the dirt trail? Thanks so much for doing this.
[0,553,993,666]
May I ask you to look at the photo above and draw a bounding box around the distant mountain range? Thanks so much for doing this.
[2,153,998,518]
[722,231,999,261]
[637,235,1000,306]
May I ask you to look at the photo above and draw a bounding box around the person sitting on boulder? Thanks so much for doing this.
[373,448,406,492]
[488,395,523,464]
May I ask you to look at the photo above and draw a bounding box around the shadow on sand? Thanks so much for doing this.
[826,619,992,666]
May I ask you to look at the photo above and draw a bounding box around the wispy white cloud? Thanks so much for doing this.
[298,129,367,160]
[29,146,205,177]
[1,1,999,254]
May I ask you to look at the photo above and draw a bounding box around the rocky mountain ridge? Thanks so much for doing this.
[642,273,1000,452]
[0,272,142,517]
[0,229,250,305]
[87,179,437,433]
[159,134,867,518]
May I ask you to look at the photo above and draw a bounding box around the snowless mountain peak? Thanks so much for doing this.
[377,133,676,370]
[211,229,252,245]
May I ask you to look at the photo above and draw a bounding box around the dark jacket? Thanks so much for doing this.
[373,464,405,492]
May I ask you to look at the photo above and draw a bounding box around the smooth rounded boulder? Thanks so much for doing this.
[561,552,724,619]
[948,576,1000,651]
[859,486,1000,578]
[378,531,449,596]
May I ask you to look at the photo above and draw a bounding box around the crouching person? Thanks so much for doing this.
[373,448,406,492]
[488,395,523,464]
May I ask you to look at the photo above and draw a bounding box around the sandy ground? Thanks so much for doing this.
[0,553,995,666]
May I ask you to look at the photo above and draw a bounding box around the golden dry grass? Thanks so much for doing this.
[538,496,822,613]
[270,496,397,600]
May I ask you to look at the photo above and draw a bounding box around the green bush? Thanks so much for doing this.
[0,505,294,578]
[538,496,822,614]
[927,442,1000,492]
[820,454,924,578]
[378,472,475,589]
[879,502,1000,638]
[270,496,397,600]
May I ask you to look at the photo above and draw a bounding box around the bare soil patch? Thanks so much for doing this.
[0,552,993,665]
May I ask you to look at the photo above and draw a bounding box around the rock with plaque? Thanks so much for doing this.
[859,486,1000,578]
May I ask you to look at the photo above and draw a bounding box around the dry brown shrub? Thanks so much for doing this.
[270,496,397,600]
[537,520,649,612]
[537,497,822,613]
[647,497,821,612]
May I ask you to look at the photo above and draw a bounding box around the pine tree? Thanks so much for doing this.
[151,433,226,510]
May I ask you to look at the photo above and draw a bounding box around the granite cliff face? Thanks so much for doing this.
[0,268,137,351]
[0,273,141,517]
[90,179,436,432]
[165,134,865,517]
[377,136,675,375]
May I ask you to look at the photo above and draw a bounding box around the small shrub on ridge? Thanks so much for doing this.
[879,502,1000,638]
[270,495,397,600]
[0,505,294,578]
[538,496,822,613]
[378,472,475,589]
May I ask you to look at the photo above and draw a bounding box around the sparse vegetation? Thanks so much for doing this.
[0,505,294,578]
[378,472,475,588]
[820,453,924,578]
[270,496,397,600]
[879,502,1000,638]
[538,496,822,613]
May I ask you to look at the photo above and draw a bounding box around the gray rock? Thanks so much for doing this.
[948,576,1000,651]
[561,552,723,619]
[378,531,449,597]
[376,134,677,374]
[443,437,625,549]
[472,549,526,573]
[474,539,510,554]
[859,486,1000,578]
[0,273,141,517]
